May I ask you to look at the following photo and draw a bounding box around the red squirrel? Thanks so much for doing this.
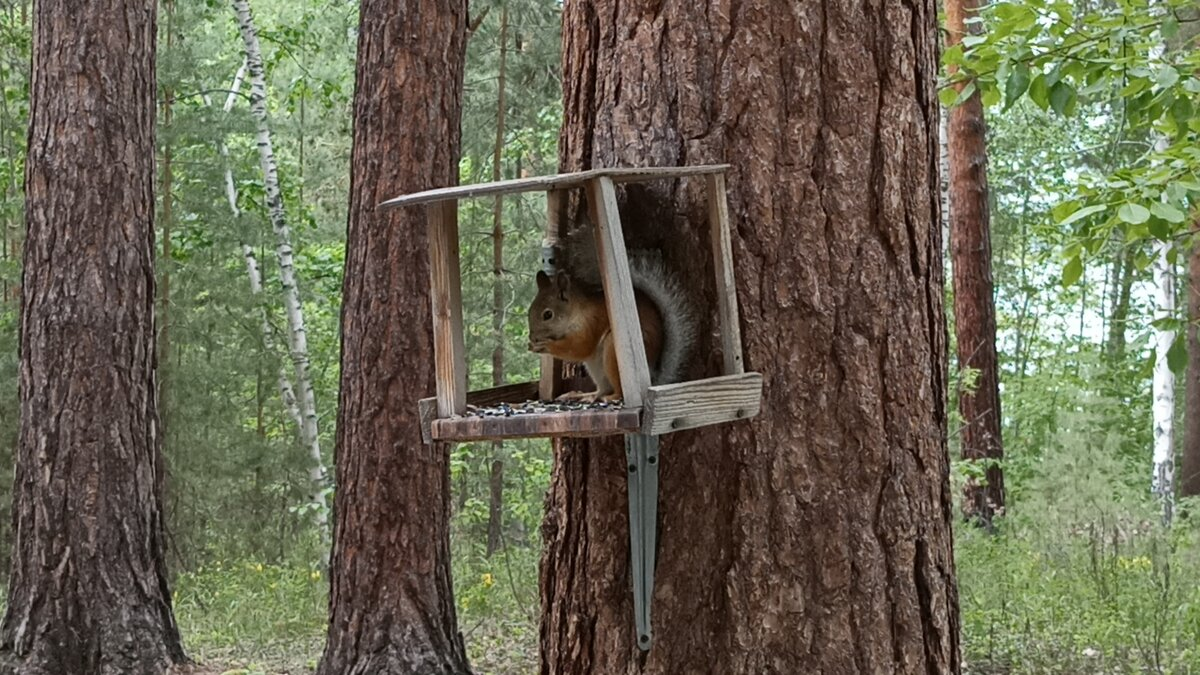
[527,228,697,403]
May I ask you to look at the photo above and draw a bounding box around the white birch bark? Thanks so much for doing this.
[1150,14,1174,527]
[227,5,331,536]
[219,66,305,433]
[1152,239,1174,527]
[206,66,323,529]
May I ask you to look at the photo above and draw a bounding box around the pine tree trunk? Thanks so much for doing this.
[1184,220,1200,497]
[540,1,959,672]
[487,6,509,559]
[0,0,187,669]
[317,0,471,671]
[159,0,174,393]
[232,0,328,534]
[946,0,1005,527]
[0,16,20,307]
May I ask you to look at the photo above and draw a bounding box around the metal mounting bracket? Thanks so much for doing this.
[625,433,659,651]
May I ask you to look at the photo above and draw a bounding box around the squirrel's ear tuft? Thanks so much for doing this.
[536,270,550,290]
[554,271,571,298]
[552,267,571,289]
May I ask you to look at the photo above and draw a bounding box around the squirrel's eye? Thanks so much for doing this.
[542,309,554,321]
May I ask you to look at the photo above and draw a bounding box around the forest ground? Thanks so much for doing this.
[99,492,1200,675]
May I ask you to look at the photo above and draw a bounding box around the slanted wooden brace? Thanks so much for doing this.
[380,164,762,651]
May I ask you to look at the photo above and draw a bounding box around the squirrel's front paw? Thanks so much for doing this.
[556,390,596,403]
[600,393,623,403]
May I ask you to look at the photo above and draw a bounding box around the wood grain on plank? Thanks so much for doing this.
[427,200,467,416]
[431,408,641,442]
[706,173,745,375]
[540,189,568,401]
[642,373,763,435]
[587,176,652,408]
[419,381,542,443]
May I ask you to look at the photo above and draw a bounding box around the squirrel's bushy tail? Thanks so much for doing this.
[628,256,697,384]
[563,226,697,385]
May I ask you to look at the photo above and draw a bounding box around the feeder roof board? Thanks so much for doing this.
[376,164,731,210]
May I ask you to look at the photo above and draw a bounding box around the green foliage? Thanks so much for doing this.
[946,0,1200,302]
[957,421,1200,673]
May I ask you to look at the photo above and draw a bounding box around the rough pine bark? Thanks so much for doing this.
[0,0,188,671]
[317,0,471,672]
[539,0,959,672]
[946,0,1005,526]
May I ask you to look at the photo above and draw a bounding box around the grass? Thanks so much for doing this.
[171,549,539,674]
[168,489,1200,673]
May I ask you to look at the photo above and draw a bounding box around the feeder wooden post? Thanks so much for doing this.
[587,176,652,408]
[427,199,467,417]
[706,173,745,376]
[539,189,567,401]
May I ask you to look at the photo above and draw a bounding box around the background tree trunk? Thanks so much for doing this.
[0,0,187,670]
[1184,220,1200,497]
[317,0,471,671]
[1106,246,1134,365]
[539,1,959,672]
[487,5,510,559]
[946,0,1005,526]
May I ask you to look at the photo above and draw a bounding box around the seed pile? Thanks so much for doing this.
[465,399,624,418]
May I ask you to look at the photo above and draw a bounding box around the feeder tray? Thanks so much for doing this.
[380,164,763,651]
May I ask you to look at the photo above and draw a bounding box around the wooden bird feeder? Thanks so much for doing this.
[379,164,762,650]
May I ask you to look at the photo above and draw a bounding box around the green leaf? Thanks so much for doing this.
[981,85,1001,108]
[1163,14,1180,38]
[1172,96,1193,131]
[1119,77,1151,98]
[1051,200,1080,222]
[1149,218,1171,241]
[961,34,987,48]
[1157,66,1180,90]
[1117,202,1151,225]
[1028,73,1049,110]
[1062,255,1083,287]
[1049,81,1077,116]
[1151,201,1186,224]
[1004,63,1031,110]
[1168,333,1188,375]
[939,86,959,107]
[1057,203,1107,226]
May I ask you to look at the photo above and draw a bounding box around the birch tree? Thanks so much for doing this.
[232,0,329,532]
[1150,7,1174,525]
[1153,234,1175,525]
[203,62,327,532]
